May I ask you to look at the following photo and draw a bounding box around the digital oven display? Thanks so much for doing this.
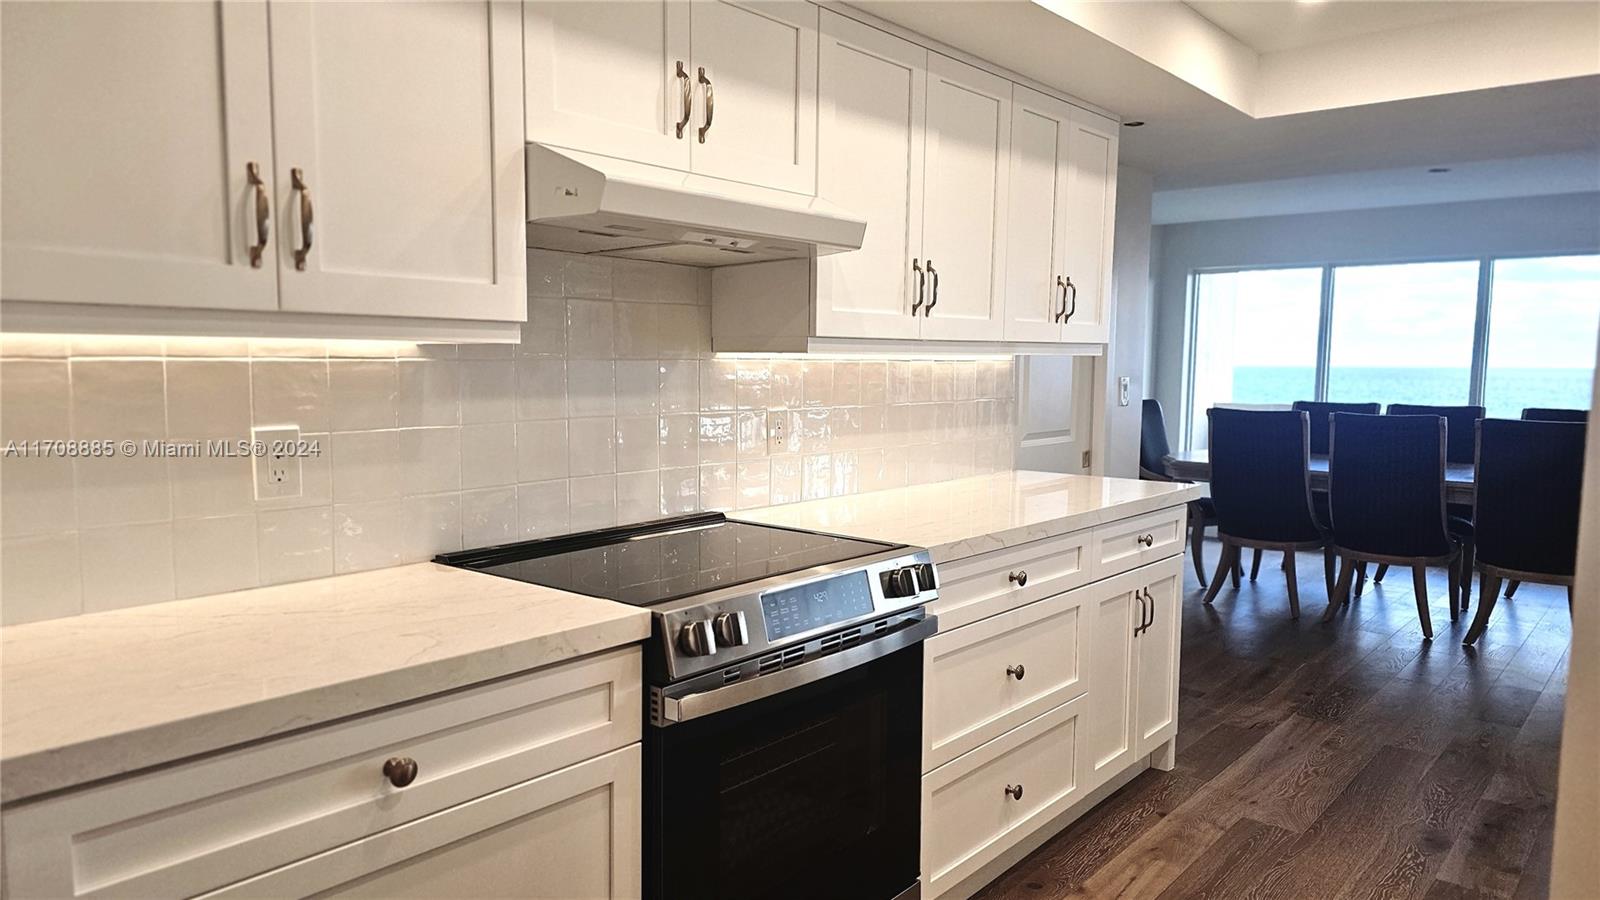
[759,571,876,640]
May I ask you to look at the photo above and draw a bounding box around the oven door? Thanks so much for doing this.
[646,617,933,900]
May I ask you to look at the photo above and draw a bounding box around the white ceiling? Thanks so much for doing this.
[1184,0,1528,54]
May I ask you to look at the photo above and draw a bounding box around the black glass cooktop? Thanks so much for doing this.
[436,514,897,607]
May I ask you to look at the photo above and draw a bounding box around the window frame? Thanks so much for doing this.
[1181,252,1599,448]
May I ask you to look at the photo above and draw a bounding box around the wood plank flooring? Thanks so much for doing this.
[973,541,1569,900]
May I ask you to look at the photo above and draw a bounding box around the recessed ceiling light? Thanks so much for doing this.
[1427,167,1452,173]
[1125,121,1145,128]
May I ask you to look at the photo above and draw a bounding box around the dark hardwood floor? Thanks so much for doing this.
[973,540,1570,900]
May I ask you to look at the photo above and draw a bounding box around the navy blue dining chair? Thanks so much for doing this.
[1321,413,1463,640]
[1141,399,1235,588]
[1500,407,1588,600]
[1198,408,1333,619]
[1464,419,1584,645]
[1371,405,1483,603]
[1293,401,1381,593]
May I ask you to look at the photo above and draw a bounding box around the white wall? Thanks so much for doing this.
[1101,165,1155,477]
[1149,191,1600,440]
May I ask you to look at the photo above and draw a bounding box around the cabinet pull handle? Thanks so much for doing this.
[675,61,693,138]
[1134,589,1148,636]
[291,167,314,271]
[1008,570,1027,587]
[247,161,269,269]
[697,67,714,143]
[1006,664,1026,680]
[1005,783,1024,800]
[1144,587,1156,632]
[925,260,938,315]
[1062,276,1078,324]
[1137,533,1154,547]
[912,259,924,315]
[1054,276,1066,323]
[382,756,419,788]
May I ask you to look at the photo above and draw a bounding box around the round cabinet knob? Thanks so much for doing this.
[678,619,717,657]
[1008,570,1028,587]
[1006,664,1026,680]
[1137,533,1154,547]
[1005,783,1024,800]
[383,757,419,788]
[713,610,750,647]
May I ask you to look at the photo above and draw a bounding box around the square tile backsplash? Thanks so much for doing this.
[0,249,1016,624]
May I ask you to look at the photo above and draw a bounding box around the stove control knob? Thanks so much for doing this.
[714,610,750,647]
[914,563,938,592]
[883,567,918,599]
[678,619,717,657]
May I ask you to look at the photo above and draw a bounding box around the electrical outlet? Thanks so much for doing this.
[252,425,303,500]
[1118,376,1131,407]
[768,414,789,454]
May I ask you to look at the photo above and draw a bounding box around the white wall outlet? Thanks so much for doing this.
[1118,376,1132,407]
[252,425,303,500]
[768,414,788,454]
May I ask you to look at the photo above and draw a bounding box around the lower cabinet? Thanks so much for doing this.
[1084,557,1183,792]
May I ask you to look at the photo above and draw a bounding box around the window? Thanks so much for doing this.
[1484,255,1600,419]
[1184,254,1600,449]
[1327,261,1479,406]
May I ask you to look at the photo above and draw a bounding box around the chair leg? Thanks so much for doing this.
[1249,548,1262,582]
[1374,563,1389,583]
[1201,543,1237,606]
[1323,557,1356,622]
[1322,546,1336,597]
[1411,563,1434,640]
[1231,554,1242,589]
[1189,509,1208,588]
[1464,572,1502,646]
[1446,556,1461,622]
[1283,550,1300,620]
[1506,579,1521,599]
[1356,562,1368,597]
[1459,541,1474,612]
[1567,585,1574,611]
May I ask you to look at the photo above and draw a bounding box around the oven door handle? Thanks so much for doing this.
[659,615,938,724]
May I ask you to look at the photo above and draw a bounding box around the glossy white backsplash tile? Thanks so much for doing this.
[0,249,1016,624]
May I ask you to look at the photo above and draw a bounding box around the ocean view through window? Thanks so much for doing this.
[1485,255,1600,419]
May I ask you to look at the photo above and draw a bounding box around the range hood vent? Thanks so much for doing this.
[525,144,865,267]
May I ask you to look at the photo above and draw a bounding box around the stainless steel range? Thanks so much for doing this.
[437,512,938,900]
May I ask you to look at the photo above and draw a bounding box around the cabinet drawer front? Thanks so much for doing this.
[2,647,641,899]
[928,530,1091,631]
[922,696,1084,898]
[924,590,1084,772]
[1092,506,1187,578]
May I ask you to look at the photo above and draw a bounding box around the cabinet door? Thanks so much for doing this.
[1083,581,1139,791]
[1135,564,1182,756]
[813,12,925,341]
[207,745,642,899]
[268,0,525,322]
[919,54,1009,342]
[525,0,692,172]
[0,1,278,311]
[688,1,818,194]
[1001,86,1071,343]
[1059,109,1118,344]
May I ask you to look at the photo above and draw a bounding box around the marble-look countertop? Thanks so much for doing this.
[0,564,650,805]
[741,470,1201,563]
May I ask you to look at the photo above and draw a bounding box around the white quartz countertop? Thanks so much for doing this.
[741,470,1201,563]
[0,563,650,805]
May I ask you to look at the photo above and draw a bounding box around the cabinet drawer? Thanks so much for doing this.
[2,647,641,899]
[924,589,1085,772]
[1091,506,1187,579]
[927,530,1091,632]
[922,696,1085,899]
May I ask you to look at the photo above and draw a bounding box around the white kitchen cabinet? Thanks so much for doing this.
[812,10,927,340]
[269,0,526,322]
[1002,86,1073,343]
[525,0,693,172]
[1059,109,1118,344]
[526,0,816,195]
[918,53,1011,343]
[1084,557,1183,793]
[0,1,279,312]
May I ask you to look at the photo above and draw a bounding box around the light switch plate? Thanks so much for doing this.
[1118,376,1131,407]
[252,425,303,500]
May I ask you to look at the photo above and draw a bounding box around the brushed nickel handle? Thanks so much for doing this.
[382,756,418,788]
[925,260,938,315]
[291,167,313,271]
[1137,533,1154,547]
[1008,570,1027,587]
[912,259,924,315]
[697,67,714,143]
[1005,783,1024,800]
[675,61,692,138]
[1006,664,1026,680]
[1063,276,1078,324]
[247,162,270,268]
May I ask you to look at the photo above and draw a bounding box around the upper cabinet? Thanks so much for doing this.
[526,0,818,195]
[1,0,526,337]
[1059,110,1118,344]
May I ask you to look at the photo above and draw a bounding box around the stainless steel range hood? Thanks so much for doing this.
[525,144,866,267]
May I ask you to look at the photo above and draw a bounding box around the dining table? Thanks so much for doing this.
[1163,449,1477,505]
